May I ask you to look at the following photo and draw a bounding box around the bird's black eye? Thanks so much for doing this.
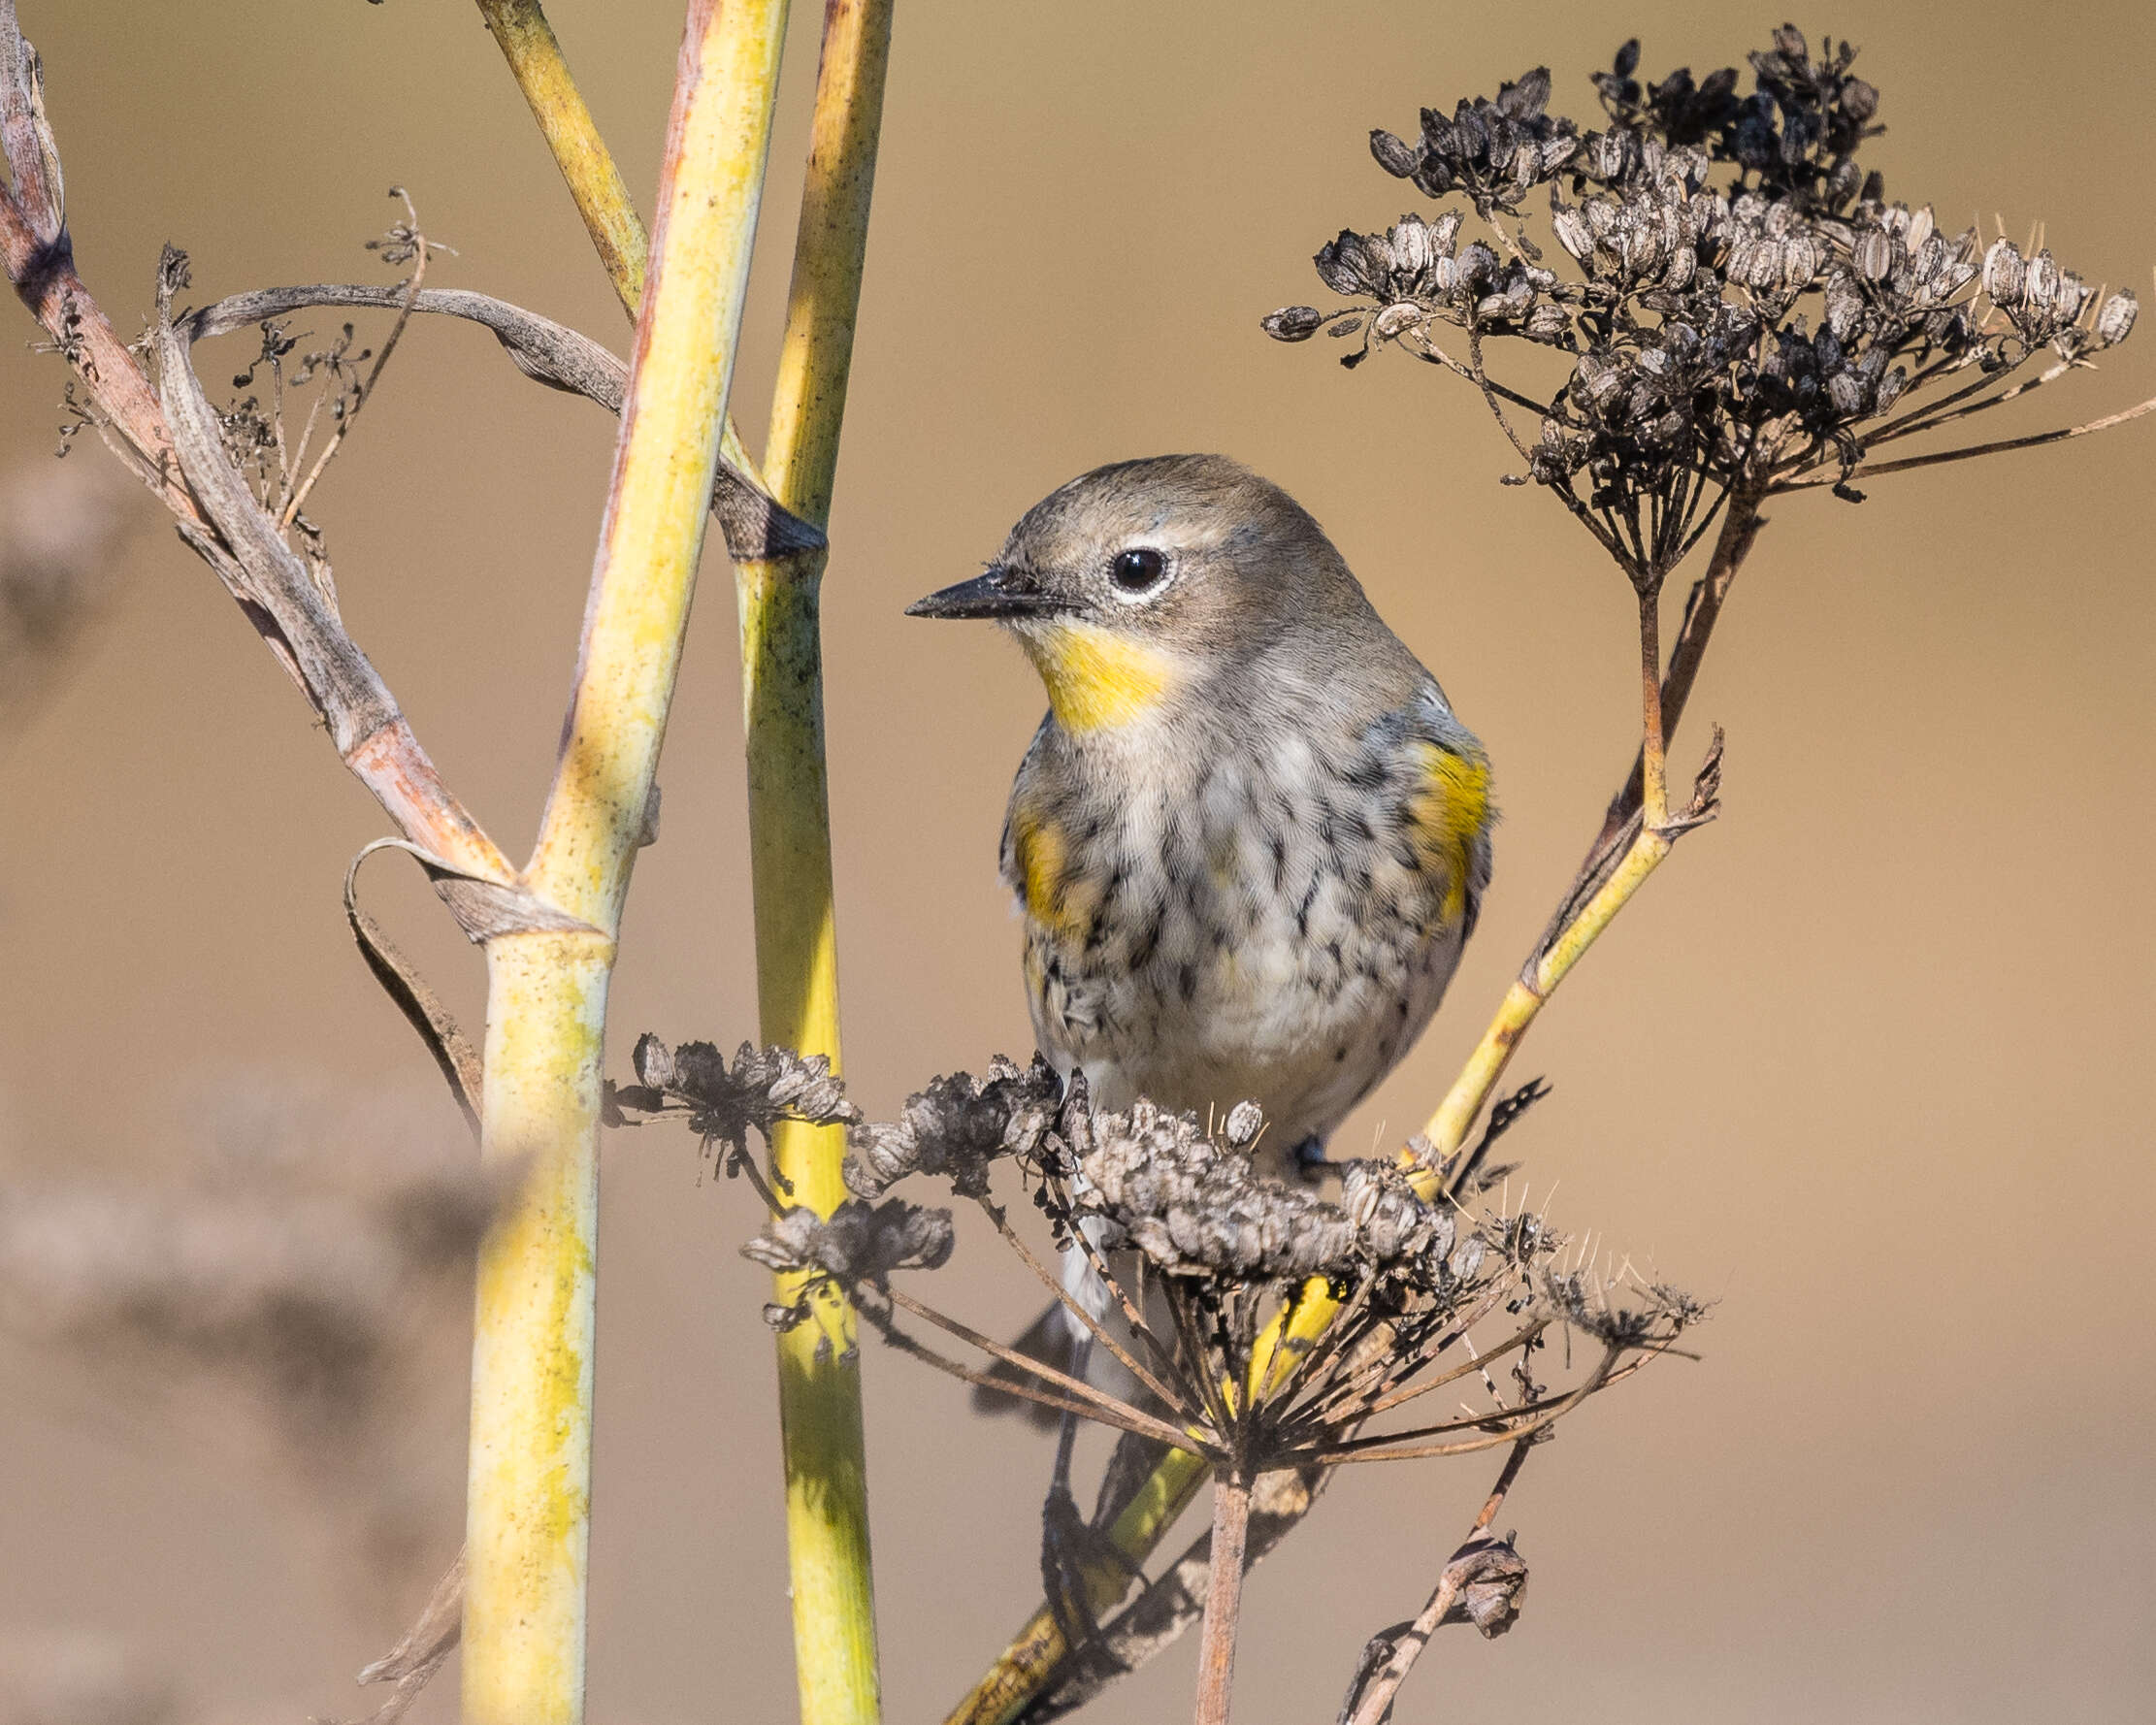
[1111,548,1167,594]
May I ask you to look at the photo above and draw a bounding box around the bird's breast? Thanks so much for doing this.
[1002,705,1486,1144]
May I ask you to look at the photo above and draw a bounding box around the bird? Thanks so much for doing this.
[907,453,1493,1398]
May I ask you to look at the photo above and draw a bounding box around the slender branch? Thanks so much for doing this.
[1574,488,1762,897]
[1635,579,1668,830]
[984,1199,1188,1413]
[1337,1442,1531,1725]
[1303,1349,1617,1467]
[881,1284,1204,1450]
[1769,388,2156,491]
[1283,1316,1544,1437]
[182,282,821,558]
[147,257,516,887]
[469,0,773,541]
[1855,355,2066,448]
[0,14,190,522]
[1403,327,1552,416]
[1257,1272,1386,1420]
[1015,1467,1327,1725]
[279,196,430,533]
[474,0,650,318]
[1466,321,1535,465]
[864,1289,1207,1451]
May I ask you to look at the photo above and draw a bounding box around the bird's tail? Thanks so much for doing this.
[971,1223,1134,1424]
[969,1296,1087,1426]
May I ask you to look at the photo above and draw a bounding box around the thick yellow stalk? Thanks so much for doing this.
[463,6,789,1723]
[466,934,609,1725]
[734,5,895,1722]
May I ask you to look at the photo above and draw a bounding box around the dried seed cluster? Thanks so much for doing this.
[1266,27,2139,568]
[607,1033,859,1167]
[614,1037,1700,1483]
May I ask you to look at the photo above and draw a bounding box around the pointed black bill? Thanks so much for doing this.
[906,564,1070,620]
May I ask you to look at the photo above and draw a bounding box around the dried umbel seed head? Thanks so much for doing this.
[608,1036,861,1162]
[742,1197,956,1287]
[1264,27,2142,572]
[841,1053,1062,1199]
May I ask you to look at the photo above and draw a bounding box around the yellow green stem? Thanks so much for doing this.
[473,0,768,486]
[462,6,788,1722]
[1420,824,1674,1165]
[474,0,650,320]
[465,934,609,1725]
[733,4,895,1722]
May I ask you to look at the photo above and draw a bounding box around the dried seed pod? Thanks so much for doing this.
[1373,302,1424,339]
[1261,305,1324,342]
[1369,127,1419,178]
[1852,229,1893,281]
[1981,237,2025,304]
[2097,290,2140,346]
[1550,204,1593,262]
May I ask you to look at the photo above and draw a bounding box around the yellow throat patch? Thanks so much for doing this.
[1020,620,1179,732]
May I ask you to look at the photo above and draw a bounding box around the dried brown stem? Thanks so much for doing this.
[1336,1442,1531,1725]
[182,282,819,559]
[1569,488,1764,894]
[1192,1473,1253,1725]
[1015,1467,1327,1725]
[1769,387,2156,491]
[1636,579,1668,830]
[865,1295,1197,1448]
[148,256,513,889]
[1304,1349,1617,1467]
[0,16,186,516]
[1403,327,1551,415]
[1308,1318,1549,1429]
[982,1201,1187,1414]
[880,1284,1206,1453]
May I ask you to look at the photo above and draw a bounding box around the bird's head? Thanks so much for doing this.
[909,454,1374,733]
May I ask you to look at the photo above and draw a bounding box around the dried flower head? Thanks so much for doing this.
[1266,26,2146,580]
[828,1065,1698,1480]
[606,1034,860,1180]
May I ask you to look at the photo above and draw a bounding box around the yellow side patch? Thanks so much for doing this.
[1020,621,1180,732]
[1011,805,1099,939]
[1410,740,1491,922]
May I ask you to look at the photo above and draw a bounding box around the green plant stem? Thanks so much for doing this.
[474,0,649,318]
[461,5,786,1722]
[733,3,896,1722]
[473,0,768,486]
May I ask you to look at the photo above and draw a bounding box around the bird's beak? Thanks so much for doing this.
[905,564,1070,621]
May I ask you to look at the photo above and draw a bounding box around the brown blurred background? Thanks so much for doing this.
[3,2,2152,1721]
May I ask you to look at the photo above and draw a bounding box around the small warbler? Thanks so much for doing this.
[912,452,1492,1169]
[911,454,1492,1389]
